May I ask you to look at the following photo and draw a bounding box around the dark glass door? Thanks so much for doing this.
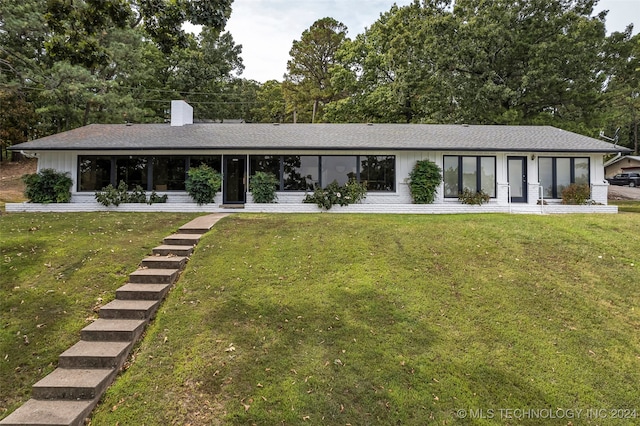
[223,156,246,204]
[508,156,527,203]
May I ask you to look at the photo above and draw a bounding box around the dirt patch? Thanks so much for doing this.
[608,185,640,201]
[0,159,37,204]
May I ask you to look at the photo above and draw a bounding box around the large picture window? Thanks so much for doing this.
[250,156,281,181]
[539,157,590,198]
[248,155,396,192]
[322,156,358,186]
[190,156,221,172]
[79,156,112,191]
[78,155,221,191]
[360,156,395,191]
[153,157,186,190]
[444,156,496,198]
[116,157,148,190]
[283,156,319,191]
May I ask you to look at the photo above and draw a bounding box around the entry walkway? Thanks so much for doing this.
[0,214,228,426]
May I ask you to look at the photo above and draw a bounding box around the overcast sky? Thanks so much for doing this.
[222,0,639,83]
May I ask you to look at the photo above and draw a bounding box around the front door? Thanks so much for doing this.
[508,156,527,203]
[223,156,246,204]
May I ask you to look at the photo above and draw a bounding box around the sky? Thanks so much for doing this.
[222,0,639,83]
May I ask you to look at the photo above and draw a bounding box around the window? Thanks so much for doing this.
[189,156,221,172]
[539,157,590,198]
[283,156,319,191]
[153,157,187,190]
[443,156,496,198]
[250,155,281,182]
[79,154,398,193]
[79,156,112,191]
[251,155,394,191]
[360,156,395,191]
[321,156,357,186]
[116,157,149,190]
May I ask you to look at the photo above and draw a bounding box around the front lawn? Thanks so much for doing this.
[0,212,199,417]
[81,213,640,425]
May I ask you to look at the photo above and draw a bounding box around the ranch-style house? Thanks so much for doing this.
[8,101,630,214]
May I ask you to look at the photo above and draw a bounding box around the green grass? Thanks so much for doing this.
[611,200,640,213]
[0,212,200,417]
[2,212,639,424]
[77,213,640,425]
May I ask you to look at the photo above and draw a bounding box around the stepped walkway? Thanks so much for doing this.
[0,214,228,426]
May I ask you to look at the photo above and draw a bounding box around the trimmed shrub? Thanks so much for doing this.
[185,165,222,205]
[23,168,72,203]
[249,171,279,203]
[408,160,442,204]
[458,188,491,205]
[561,183,591,205]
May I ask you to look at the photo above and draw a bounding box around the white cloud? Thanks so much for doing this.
[225,0,638,83]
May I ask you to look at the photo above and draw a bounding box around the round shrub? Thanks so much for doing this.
[185,165,222,205]
[23,168,72,203]
[249,171,279,203]
[408,160,442,204]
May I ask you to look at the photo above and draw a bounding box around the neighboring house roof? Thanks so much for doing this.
[603,155,640,167]
[11,123,630,153]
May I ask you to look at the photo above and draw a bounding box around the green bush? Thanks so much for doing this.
[249,171,279,203]
[408,160,442,204]
[561,183,591,205]
[148,191,168,204]
[303,178,367,210]
[458,188,491,205]
[22,168,72,203]
[95,181,129,206]
[95,182,168,206]
[185,165,222,205]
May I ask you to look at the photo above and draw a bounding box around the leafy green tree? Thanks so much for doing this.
[327,0,612,133]
[602,29,639,154]
[250,80,287,123]
[0,0,238,142]
[284,17,349,123]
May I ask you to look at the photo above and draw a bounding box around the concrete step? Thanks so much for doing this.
[140,255,187,269]
[152,244,194,256]
[0,398,95,426]
[178,213,226,234]
[81,318,146,342]
[116,283,172,300]
[129,268,178,284]
[58,341,131,369]
[99,299,160,320]
[163,233,201,246]
[32,368,115,400]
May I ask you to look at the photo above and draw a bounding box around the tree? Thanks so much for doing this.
[602,28,639,154]
[326,0,611,133]
[284,17,349,123]
[0,0,240,144]
[250,80,287,123]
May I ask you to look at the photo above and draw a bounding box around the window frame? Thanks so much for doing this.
[77,155,223,192]
[443,155,497,198]
[248,154,396,192]
[538,157,591,199]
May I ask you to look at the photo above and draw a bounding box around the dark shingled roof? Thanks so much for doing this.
[10,123,629,153]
